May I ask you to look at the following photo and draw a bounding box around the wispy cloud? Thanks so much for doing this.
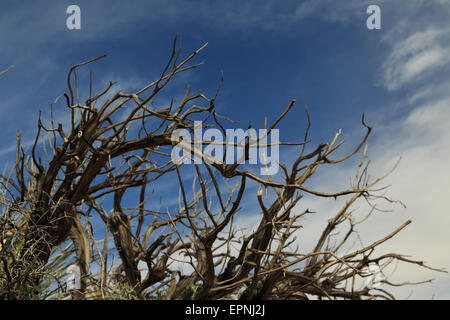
[382,28,450,90]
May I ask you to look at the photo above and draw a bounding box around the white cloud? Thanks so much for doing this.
[363,94,450,298]
[293,0,366,22]
[228,85,450,299]
[382,28,450,90]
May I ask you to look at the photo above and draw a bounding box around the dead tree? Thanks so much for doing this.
[0,40,445,300]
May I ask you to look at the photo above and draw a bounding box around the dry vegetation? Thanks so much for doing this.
[0,38,445,300]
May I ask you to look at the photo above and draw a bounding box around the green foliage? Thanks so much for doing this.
[105,284,139,300]
[0,236,74,300]
[189,283,200,299]
[39,243,75,299]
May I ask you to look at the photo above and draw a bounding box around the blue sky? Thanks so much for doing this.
[1,0,449,299]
